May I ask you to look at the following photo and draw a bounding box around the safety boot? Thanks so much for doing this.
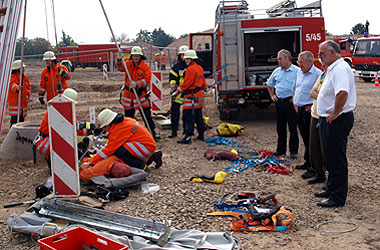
[168,130,177,138]
[196,134,204,141]
[153,150,162,169]
[177,135,191,144]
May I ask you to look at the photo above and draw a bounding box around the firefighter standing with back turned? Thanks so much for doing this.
[174,50,206,144]
[116,46,158,141]
[168,45,189,138]
[8,60,31,127]
[38,51,71,104]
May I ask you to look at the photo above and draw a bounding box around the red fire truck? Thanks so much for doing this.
[57,44,131,72]
[192,0,325,120]
[352,36,380,82]
[334,38,356,66]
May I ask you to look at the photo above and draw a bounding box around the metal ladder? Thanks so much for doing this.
[0,0,24,136]
[216,0,248,90]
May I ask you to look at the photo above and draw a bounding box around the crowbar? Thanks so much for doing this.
[98,0,153,135]
[3,199,36,208]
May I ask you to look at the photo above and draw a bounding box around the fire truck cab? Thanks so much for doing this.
[352,36,380,82]
[208,0,325,120]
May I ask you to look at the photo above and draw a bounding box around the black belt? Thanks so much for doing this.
[298,104,312,110]
[278,96,292,102]
[320,111,353,119]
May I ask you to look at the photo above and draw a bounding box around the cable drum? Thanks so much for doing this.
[314,220,359,235]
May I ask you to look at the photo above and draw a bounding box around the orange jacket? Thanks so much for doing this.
[8,73,31,117]
[90,117,156,165]
[36,111,93,159]
[116,59,151,110]
[39,63,70,101]
[178,61,206,110]
[80,155,123,182]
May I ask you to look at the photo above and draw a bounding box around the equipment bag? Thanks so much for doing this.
[217,123,245,137]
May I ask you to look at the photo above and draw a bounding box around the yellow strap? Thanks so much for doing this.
[170,70,178,77]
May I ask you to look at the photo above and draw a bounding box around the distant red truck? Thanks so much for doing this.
[352,36,380,82]
[57,44,131,72]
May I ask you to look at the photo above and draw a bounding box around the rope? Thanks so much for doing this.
[205,137,248,148]
[314,220,359,235]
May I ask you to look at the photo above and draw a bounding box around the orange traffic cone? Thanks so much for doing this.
[374,75,380,87]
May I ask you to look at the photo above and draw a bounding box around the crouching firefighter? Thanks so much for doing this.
[90,109,162,169]
[168,45,189,138]
[32,88,95,168]
[116,46,158,141]
[174,50,207,144]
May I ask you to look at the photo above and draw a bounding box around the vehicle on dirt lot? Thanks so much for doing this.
[352,36,380,82]
[191,0,325,120]
[335,38,356,66]
[57,44,131,72]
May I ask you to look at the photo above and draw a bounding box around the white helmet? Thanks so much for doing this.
[12,60,25,70]
[97,108,117,128]
[131,46,143,55]
[63,88,78,101]
[43,51,56,61]
[178,45,189,54]
[184,50,198,59]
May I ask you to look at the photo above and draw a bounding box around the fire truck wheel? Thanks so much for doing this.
[361,77,372,83]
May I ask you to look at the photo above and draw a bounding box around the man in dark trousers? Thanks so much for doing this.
[293,51,321,178]
[267,49,300,159]
[315,40,356,208]
[168,45,189,138]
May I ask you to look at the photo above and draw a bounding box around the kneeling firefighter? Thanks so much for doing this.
[89,109,162,169]
[33,88,95,168]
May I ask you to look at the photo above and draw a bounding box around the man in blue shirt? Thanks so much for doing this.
[293,51,322,179]
[267,49,300,159]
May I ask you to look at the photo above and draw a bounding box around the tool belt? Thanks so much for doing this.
[183,87,202,95]
[125,87,147,95]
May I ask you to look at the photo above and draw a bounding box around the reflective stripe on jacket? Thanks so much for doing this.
[116,59,151,110]
[8,73,31,117]
[90,117,156,165]
[177,61,206,110]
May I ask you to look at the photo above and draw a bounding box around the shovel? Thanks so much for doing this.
[3,199,36,208]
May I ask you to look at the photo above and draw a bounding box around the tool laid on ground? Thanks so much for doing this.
[3,199,36,208]
[34,198,170,246]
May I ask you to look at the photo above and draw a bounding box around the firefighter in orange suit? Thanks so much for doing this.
[8,60,31,127]
[174,50,207,144]
[85,109,162,169]
[33,88,94,168]
[116,46,158,140]
[38,51,70,104]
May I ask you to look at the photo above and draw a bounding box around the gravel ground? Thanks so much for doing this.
[0,63,379,249]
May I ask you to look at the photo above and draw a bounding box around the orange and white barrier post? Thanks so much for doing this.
[374,74,379,87]
[151,72,162,111]
[48,94,80,197]
[103,64,108,80]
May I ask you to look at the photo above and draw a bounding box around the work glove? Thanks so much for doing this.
[129,80,138,88]
[57,67,68,77]
[38,96,45,105]
[190,171,227,184]
[117,51,123,61]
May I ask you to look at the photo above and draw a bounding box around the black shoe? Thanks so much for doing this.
[153,150,162,169]
[301,170,315,179]
[168,131,177,138]
[314,190,329,198]
[177,136,191,144]
[290,153,298,159]
[317,199,343,208]
[274,151,285,156]
[308,175,326,184]
[295,164,307,170]
[196,134,204,141]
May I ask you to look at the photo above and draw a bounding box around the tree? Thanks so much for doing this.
[110,32,130,43]
[178,33,189,39]
[15,37,52,57]
[59,30,77,46]
[151,27,175,48]
[133,29,152,43]
[352,23,365,35]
